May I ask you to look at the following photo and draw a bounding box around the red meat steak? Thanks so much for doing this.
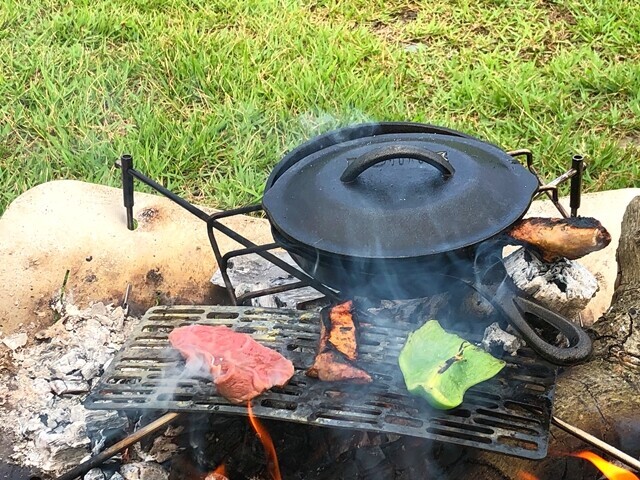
[168,325,294,403]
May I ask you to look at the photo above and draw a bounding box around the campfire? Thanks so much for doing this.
[2,123,640,480]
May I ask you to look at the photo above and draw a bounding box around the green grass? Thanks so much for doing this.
[1,0,639,214]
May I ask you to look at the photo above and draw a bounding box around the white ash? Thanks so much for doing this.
[120,461,169,480]
[0,301,134,474]
[504,248,599,322]
[132,434,180,464]
[211,251,324,308]
[482,322,526,356]
[84,470,125,480]
[2,332,28,350]
[85,468,107,480]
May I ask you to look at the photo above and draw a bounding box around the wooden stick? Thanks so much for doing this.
[55,412,181,480]
[552,415,640,472]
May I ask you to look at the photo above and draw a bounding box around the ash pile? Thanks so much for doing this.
[0,299,177,480]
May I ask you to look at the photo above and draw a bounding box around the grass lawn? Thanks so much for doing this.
[1,0,639,214]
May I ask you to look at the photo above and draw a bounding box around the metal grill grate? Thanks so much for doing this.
[86,306,557,459]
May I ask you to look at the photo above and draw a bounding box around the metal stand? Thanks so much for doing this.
[507,150,585,218]
[115,150,584,306]
[115,155,339,306]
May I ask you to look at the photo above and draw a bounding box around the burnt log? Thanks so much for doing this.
[504,248,599,323]
[460,198,640,479]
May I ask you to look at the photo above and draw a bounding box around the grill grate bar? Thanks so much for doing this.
[86,306,557,459]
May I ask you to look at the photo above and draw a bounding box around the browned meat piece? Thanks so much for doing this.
[505,217,611,263]
[305,302,372,383]
[306,350,372,383]
[327,300,357,361]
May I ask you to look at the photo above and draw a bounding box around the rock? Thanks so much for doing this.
[2,332,27,350]
[120,461,169,480]
[481,322,525,356]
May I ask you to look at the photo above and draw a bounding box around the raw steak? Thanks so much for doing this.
[168,325,294,403]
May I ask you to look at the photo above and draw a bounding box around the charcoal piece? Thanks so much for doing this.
[35,421,91,472]
[365,294,451,324]
[211,252,323,308]
[50,378,91,395]
[85,410,129,453]
[354,446,390,477]
[191,416,247,470]
[482,322,525,356]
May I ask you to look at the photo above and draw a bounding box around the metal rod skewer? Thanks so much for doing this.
[552,415,640,472]
[55,412,181,480]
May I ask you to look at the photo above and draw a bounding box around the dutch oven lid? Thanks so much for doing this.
[262,126,539,259]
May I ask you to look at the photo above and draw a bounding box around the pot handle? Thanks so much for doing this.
[340,145,455,183]
[495,284,593,365]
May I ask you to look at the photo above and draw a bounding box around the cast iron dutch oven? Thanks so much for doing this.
[262,122,592,365]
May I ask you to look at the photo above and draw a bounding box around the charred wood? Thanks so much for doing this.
[504,247,599,323]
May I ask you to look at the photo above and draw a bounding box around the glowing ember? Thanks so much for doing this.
[204,463,228,480]
[247,401,282,480]
[573,451,639,480]
[517,472,540,480]
[204,462,228,480]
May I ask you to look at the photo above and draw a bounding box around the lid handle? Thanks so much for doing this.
[340,145,455,183]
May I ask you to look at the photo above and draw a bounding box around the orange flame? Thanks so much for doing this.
[204,463,228,480]
[247,401,282,480]
[573,451,639,480]
[517,472,540,480]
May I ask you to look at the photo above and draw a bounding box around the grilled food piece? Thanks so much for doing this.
[505,216,611,263]
[306,350,372,383]
[399,320,505,409]
[306,301,372,383]
[326,300,358,361]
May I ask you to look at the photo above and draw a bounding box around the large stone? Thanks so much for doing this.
[0,180,272,335]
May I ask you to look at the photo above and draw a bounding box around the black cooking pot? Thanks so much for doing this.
[262,122,592,365]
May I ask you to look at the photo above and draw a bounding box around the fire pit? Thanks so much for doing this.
[86,305,557,460]
[6,123,639,480]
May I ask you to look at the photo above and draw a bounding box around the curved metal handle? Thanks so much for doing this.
[496,287,592,365]
[340,145,455,183]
